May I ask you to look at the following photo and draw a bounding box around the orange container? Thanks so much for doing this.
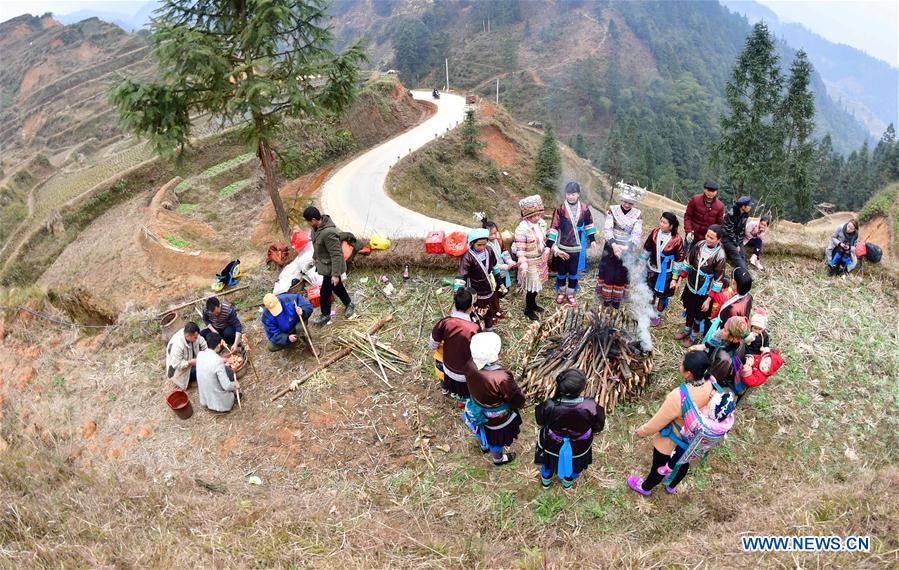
[444,231,468,257]
[306,285,334,309]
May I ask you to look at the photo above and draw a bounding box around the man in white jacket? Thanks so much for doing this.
[196,332,240,413]
[166,322,207,389]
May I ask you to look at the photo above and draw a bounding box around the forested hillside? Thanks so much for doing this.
[329,0,875,216]
[722,0,898,137]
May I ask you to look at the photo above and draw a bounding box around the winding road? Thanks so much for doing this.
[321,90,469,238]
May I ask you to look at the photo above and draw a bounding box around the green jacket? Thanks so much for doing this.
[311,215,346,277]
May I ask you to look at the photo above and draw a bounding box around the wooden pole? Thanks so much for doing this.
[271,315,393,401]
[155,285,249,318]
[298,313,321,366]
[367,332,393,389]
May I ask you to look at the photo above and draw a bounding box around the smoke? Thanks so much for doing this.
[622,247,655,352]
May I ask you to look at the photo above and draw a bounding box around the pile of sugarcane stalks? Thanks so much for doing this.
[517,302,654,414]
[336,330,411,377]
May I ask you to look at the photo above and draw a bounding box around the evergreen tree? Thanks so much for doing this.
[109,0,366,238]
[461,109,481,157]
[573,133,587,158]
[712,22,783,196]
[779,50,816,220]
[873,123,897,186]
[393,17,432,80]
[535,122,562,190]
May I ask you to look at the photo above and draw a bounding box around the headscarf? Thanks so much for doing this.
[723,316,750,340]
[470,332,502,370]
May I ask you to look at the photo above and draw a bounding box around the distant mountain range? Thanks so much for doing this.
[54,2,159,32]
[721,0,898,136]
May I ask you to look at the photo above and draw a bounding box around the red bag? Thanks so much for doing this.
[291,230,311,252]
[306,285,334,309]
[444,231,467,257]
[855,240,867,258]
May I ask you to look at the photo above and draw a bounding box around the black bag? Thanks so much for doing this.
[865,243,883,263]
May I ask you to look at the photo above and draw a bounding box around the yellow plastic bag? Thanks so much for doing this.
[369,234,391,250]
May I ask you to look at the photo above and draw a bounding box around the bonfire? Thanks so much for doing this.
[516,303,654,413]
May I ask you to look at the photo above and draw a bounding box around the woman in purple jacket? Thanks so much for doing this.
[534,369,606,489]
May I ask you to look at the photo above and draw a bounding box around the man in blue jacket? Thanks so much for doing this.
[261,292,314,352]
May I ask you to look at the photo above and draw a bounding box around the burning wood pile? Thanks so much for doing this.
[517,303,654,413]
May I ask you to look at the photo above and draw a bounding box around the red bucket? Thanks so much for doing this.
[166,389,193,420]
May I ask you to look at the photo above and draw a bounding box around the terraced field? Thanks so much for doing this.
[31,143,154,219]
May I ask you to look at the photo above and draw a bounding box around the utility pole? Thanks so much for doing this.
[496,78,499,105]
[445,58,449,92]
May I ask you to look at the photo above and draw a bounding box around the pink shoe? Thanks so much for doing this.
[627,475,651,496]
[650,316,661,327]
[665,485,678,494]
[673,329,690,340]
[567,295,578,307]
[555,293,567,305]
[657,465,672,476]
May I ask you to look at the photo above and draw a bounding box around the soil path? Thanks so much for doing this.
[320,91,469,238]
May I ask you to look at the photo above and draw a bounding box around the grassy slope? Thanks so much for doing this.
[0,255,896,567]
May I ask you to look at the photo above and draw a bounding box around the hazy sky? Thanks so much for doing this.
[757,0,898,66]
[0,0,896,66]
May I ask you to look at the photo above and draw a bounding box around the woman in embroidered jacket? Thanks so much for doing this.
[463,332,525,467]
[429,288,481,406]
[534,369,605,489]
[547,181,598,307]
[675,224,727,347]
[596,182,644,309]
[514,195,550,321]
[641,212,684,327]
[455,228,500,330]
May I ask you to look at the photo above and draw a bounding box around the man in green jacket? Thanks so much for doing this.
[303,206,356,326]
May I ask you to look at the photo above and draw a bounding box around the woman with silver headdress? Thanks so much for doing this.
[595,182,645,309]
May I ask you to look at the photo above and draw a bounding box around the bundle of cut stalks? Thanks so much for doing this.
[336,330,411,375]
[517,302,654,414]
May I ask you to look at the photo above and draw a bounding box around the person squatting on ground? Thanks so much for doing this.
[826,219,860,275]
[629,351,733,495]
[675,225,727,347]
[534,369,605,489]
[744,215,770,271]
[514,195,550,321]
[201,296,243,352]
[166,322,207,389]
[303,206,356,326]
[641,211,685,327]
[705,316,751,396]
[682,181,724,255]
[455,228,501,331]
[482,218,516,319]
[721,196,753,271]
[596,184,644,309]
[462,332,525,467]
[196,331,240,413]
[261,292,314,352]
[429,288,481,406]
[546,181,598,307]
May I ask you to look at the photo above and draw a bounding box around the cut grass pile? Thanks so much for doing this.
[218,180,247,198]
[0,258,896,567]
[175,203,198,215]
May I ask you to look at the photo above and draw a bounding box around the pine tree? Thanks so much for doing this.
[872,123,897,186]
[393,17,432,81]
[109,0,365,238]
[779,50,816,220]
[461,109,481,157]
[573,133,587,158]
[534,122,562,190]
[712,22,783,197]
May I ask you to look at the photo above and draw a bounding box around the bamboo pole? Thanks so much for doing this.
[298,313,321,366]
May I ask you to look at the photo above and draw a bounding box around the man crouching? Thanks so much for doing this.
[197,332,240,413]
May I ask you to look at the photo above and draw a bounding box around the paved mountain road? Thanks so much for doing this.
[321,90,469,238]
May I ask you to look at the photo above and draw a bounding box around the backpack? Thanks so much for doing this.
[212,259,241,291]
[661,383,734,473]
[865,243,883,264]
